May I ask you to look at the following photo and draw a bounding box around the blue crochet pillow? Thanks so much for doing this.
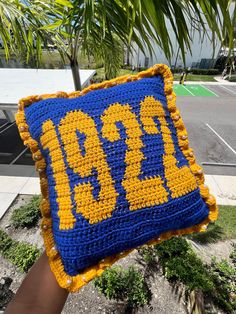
[16,64,218,292]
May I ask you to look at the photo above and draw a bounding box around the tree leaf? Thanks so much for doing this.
[39,20,62,30]
[55,0,73,8]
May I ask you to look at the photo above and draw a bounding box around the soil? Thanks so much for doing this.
[0,194,235,313]
[190,239,236,264]
[0,195,44,249]
[63,250,187,314]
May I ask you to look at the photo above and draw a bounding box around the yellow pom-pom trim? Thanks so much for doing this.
[15,64,218,292]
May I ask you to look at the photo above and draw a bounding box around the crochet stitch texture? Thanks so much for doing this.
[16,64,218,292]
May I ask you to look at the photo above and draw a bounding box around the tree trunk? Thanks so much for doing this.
[126,45,130,66]
[70,59,82,91]
[188,289,205,314]
[174,46,180,70]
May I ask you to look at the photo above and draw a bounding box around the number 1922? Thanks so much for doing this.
[40,96,197,230]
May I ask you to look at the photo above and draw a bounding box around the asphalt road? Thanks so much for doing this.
[206,85,236,97]
[0,118,34,166]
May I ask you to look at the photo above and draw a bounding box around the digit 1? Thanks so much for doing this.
[40,120,76,230]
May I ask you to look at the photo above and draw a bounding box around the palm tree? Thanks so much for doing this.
[0,1,41,63]
[0,0,235,90]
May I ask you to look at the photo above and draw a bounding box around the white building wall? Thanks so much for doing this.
[130,1,235,67]
[130,27,221,69]
[129,1,236,70]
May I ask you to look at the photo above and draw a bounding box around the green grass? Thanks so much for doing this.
[188,205,236,243]
[189,223,225,244]
[215,205,236,240]
[229,75,236,82]
[174,74,217,82]
[94,67,137,80]
[94,68,217,82]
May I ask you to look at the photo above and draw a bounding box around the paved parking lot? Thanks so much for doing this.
[177,95,236,176]
[0,84,235,177]
[0,117,33,166]
[174,84,236,97]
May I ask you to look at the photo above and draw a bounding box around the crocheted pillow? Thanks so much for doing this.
[16,64,218,292]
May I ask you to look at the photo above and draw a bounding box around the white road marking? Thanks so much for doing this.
[206,123,236,155]
[10,147,29,165]
[182,85,195,96]
[200,84,219,97]
[219,85,236,95]
[202,162,236,167]
[0,153,13,157]
[0,122,15,134]
[0,122,9,130]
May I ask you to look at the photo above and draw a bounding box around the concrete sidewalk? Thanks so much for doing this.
[173,80,236,85]
[214,76,236,84]
[0,174,235,220]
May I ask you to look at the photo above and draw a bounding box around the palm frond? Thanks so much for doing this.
[0,0,235,74]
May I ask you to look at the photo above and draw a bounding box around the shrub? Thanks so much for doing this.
[93,265,151,308]
[125,266,151,307]
[164,252,214,292]
[94,266,125,300]
[171,68,219,75]
[0,230,13,254]
[209,257,236,313]
[11,195,41,228]
[5,242,40,272]
[229,75,236,82]
[138,246,156,264]
[230,244,236,264]
[154,236,189,260]
[151,237,236,313]
[190,68,219,75]
[0,229,40,272]
[154,237,214,292]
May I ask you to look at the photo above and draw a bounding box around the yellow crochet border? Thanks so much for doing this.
[15,64,218,292]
